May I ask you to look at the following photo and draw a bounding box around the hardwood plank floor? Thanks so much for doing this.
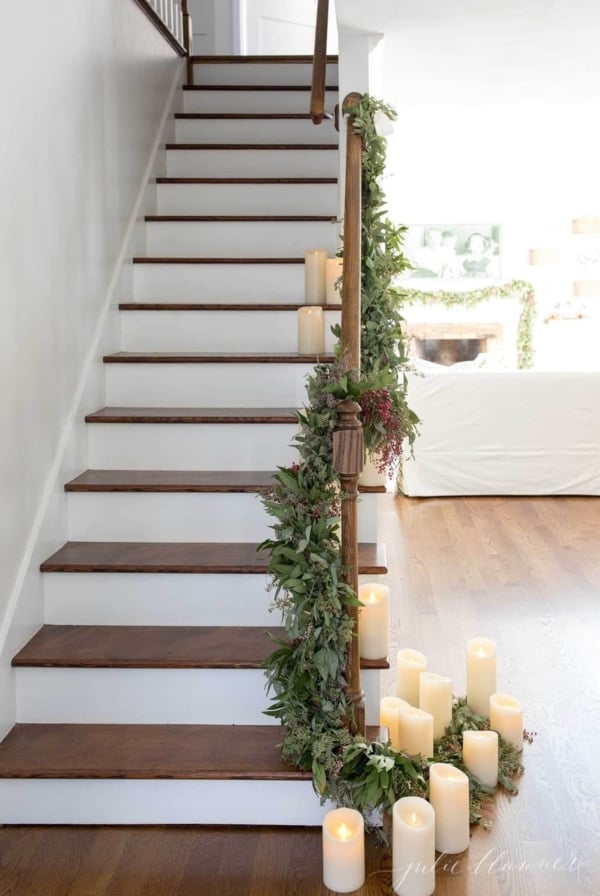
[1,495,599,896]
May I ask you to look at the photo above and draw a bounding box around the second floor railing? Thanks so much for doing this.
[133,0,192,62]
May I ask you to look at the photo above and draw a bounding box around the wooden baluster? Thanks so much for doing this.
[181,0,193,85]
[332,92,365,736]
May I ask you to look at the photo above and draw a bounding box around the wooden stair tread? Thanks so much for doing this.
[40,541,388,574]
[190,54,338,63]
[118,303,341,311]
[64,470,385,494]
[175,113,318,120]
[166,143,337,151]
[132,257,306,264]
[12,625,389,670]
[144,215,336,222]
[103,351,335,363]
[183,84,338,92]
[156,177,337,184]
[0,724,309,780]
[84,407,298,423]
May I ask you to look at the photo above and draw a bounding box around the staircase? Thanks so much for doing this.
[0,55,388,825]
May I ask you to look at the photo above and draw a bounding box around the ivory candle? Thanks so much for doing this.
[380,696,409,751]
[397,649,427,706]
[462,730,499,788]
[322,807,365,893]
[325,257,343,304]
[392,797,435,896]
[428,763,470,854]
[297,306,324,354]
[419,672,453,740]
[358,583,389,660]
[466,637,496,717]
[489,693,524,751]
[304,248,327,304]
[397,705,434,758]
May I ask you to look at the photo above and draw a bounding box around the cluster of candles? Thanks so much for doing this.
[321,584,525,893]
[298,249,343,353]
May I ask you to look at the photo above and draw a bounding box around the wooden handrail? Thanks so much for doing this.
[332,92,365,736]
[310,0,329,124]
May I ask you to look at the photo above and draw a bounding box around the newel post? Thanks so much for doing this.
[181,0,193,85]
[333,92,366,736]
[333,401,366,735]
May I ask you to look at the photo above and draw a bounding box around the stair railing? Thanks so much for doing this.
[311,1,366,736]
[133,0,192,69]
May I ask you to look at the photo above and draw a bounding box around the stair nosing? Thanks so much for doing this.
[39,541,388,576]
[12,624,389,671]
[182,84,338,92]
[64,469,385,494]
[132,256,306,264]
[175,113,320,120]
[84,407,298,424]
[155,177,338,184]
[118,302,341,311]
[190,54,338,63]
[102,351,334,364]
[164,143,338,150]
[143,215,337,222]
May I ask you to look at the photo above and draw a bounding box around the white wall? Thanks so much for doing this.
[378,13,600,368]
[0,0,180,737]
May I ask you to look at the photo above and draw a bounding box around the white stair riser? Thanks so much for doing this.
[175,118,338,145]
[134,262,304,302]
[156,182,338,216]
[145,220,338,258]
[104,362,322,407]
[0,779,329,825]
[44,573,278,627]
[120,310,340,353]
[16,668,381,725]
[66,492,378,543]
[166,148,337,178]
[88,423,299,470]
[43,572,389,631]
[192,62,338,87]
[183,88,337,114]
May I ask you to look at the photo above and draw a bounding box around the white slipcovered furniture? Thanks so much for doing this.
[402,370,600,496]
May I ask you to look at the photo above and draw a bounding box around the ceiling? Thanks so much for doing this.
[335,0,600,103]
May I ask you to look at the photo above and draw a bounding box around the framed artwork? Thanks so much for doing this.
[403,224,502,281]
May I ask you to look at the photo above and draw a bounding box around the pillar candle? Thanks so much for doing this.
[397,705,434,758]
[419,672,453,740]
[358,583,389,660]
[462,730,499,788]
[428,763,470,854]
[392,796,435,896]
[322,807,365,893]
[489,693,524,751]
[466,637,496,717]
[397,649,427,706]
[380,696,409,751]
[304,248,328,304]
[297,307,324,354]
[325,257,343,304]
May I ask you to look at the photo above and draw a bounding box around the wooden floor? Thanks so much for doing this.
[1,495,599,896]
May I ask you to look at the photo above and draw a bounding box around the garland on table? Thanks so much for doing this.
[260,95,524,832]
[402,280,536,369]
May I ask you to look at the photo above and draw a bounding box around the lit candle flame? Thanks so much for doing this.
[368,591,377,604]
[477,646,487,658]
[337,823,352,841]
[410,812,419,826]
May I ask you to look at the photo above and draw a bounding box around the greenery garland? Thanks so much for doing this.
[402,280,536,369]
[260,94,524,832]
